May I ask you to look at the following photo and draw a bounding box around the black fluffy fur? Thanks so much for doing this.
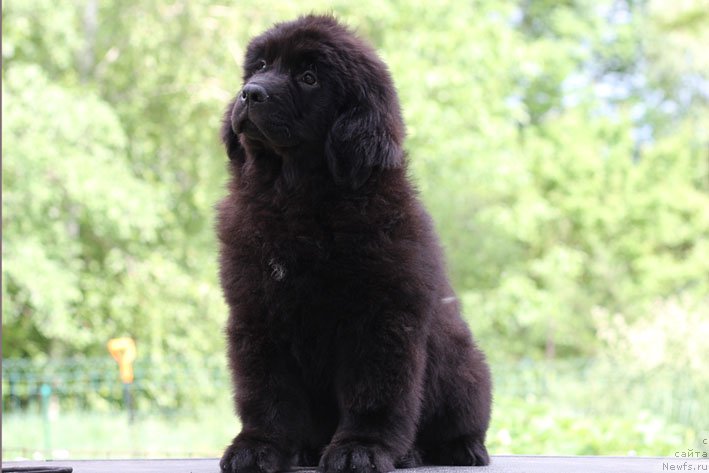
[217,15,492,473]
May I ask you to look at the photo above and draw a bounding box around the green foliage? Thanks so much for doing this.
[2,0,227,360]
[489,397,690,456]
[2,0,708,456]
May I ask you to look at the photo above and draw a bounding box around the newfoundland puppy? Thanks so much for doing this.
[217,15,491,473]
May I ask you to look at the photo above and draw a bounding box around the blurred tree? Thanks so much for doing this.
[2,0,707,366]
[2,0,228,360]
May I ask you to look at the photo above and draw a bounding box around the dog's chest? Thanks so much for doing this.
[257,232,329,285]
[246,212,334,309]
[238,201,373,320]
[257,233,340,385]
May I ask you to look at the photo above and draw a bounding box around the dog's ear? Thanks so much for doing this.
[325,82,404,189]
[221,99,246,170]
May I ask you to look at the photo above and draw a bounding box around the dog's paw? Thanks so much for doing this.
[394,448,422,468]
[430,434,489,466]
[296,447,321,467]
[220,435,289,473]
[320,442,394,473]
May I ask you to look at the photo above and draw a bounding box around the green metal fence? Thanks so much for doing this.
[3,356,706,425]
[492,358,707,432]
[2,356,229,414]
[2,356,707,459]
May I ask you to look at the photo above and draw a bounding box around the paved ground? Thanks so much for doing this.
[3,455,697,473]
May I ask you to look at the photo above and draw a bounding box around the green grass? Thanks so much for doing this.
[4,359,706,460]
[3,395,697,460]
[2,403,240,460]
[487,397,695,456]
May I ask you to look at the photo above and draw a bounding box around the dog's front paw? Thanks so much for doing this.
[220,435,289,473]
[430,434,489,466]
[320,442,394,473]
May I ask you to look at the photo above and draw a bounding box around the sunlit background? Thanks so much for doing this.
[2,0,708,461]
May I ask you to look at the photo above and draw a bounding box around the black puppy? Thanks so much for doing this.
[217,15,492,473]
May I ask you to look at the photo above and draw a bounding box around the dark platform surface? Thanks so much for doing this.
[3,455,697,473]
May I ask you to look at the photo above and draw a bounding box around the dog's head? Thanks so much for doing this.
[223,15,405,188]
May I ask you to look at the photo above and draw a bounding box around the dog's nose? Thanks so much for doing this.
[240,84,269,103]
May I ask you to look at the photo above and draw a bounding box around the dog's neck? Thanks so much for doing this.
[234,138,407,203]
[237,142,331,195]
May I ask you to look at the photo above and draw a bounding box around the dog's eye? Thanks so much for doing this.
[301,71,317,86]
[256,59,267,71]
